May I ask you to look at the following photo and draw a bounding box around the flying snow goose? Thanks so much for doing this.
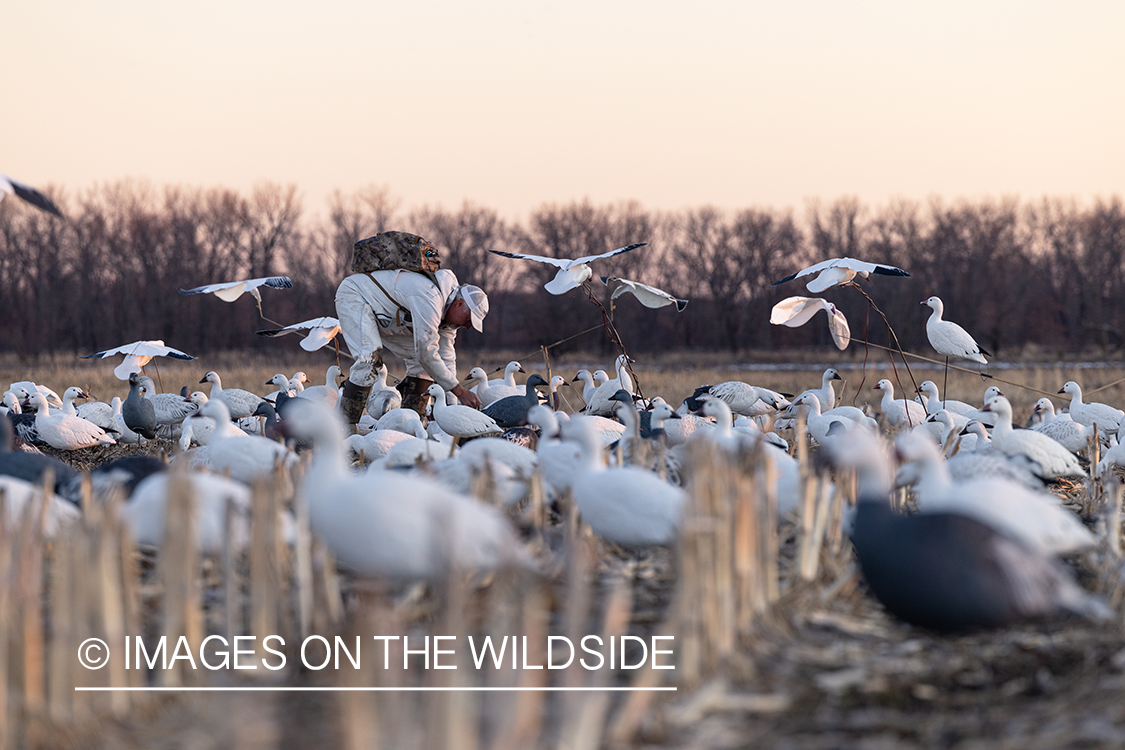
[922,296,989,365]
[199,371,265,418]
[0,173,63,217]
[599,276,687,311]
[873,379,926,429]
[179,276,293,303]
[827,432,1108,632]
[282,399,522,577]
[982,396,1086,480]
[896,433,1095,556]
[29,392,115,450]
[489,243,646,295]
[79,340,196,381]
[561,416,685,547]
[770,296,851,349]
[771,257,909,293]
[1057,381,1123,436]
[427,384,503,439]
[255,316,341,351]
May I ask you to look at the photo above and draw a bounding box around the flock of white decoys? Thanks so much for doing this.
[0,182,1120,635]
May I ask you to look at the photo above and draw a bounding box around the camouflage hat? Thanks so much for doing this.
[351,231,441,277]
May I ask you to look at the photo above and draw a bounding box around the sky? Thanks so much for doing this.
[4,1,1124,220]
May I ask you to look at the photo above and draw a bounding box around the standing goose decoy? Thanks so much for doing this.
[0,173,64,217]
[1058,381,1124,437]
[198,400,296,486]
[922,296,989,405]
[366,365,402,418]
[483,374,549,429]
[60,387,118,436]
[199,371,265,418]
[6,390,42,448]
[960,386,1004,429]
[427,384,504,440]
[873,379,927,429]
[771,257,910,293]
[830,432,1109,632]
[572,370,601,405]
[583,355,637,416]
[134,376,198,430]
[297,365,342,409]
[111,397,143,445]
[1030,398,1100,454]
[915,381,975,418]
[793,368,844,413]
[30,393,116,450]
[10,381,63,412]
[265,374,296,405]
[783,393,875,444]
[123,374,158,440]
[489,243,647,295]
[561,416,686,547]
[470,365,523,406]
[982,396,1086,481]
[546,375,572,411]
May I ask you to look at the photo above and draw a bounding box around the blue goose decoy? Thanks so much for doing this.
[829,433,1110,633]
[123,374,157,440]
[482,375,549,429]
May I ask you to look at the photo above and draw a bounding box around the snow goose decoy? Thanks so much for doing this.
[200,371,265,419]
[706,381,789,418]
[583,355,637,416]
[561,416,686,547]
[124,471,258,554]
[922,296,989,365]
[873,379,926,429]
[282,399,523,577]
[132,376,198,430]
[483,374,548,429]
[255,316,341,351]
[365,365,402,419]
[10,382,62,412]
[916,380,975,418]
[793,368,844,413]
[895,433,1096,556]
[770,296,851,349]
[467,366,520,407]
[0,173,63,217]
[599,276,687,312]
[79,340,196,381]
[1030,398,1100,454]
[829,431,1108,632]
[0,416,77,492]
[489,243,647,295]
[1058,381,1123,437]
[427,384,503,440]
[982,396,1086,481]
[771,257,909,293]
[29,392,116,450]
[198,399,296,486]
[297,365,343,409]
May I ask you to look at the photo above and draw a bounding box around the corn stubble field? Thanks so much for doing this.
[3,350,1125,749]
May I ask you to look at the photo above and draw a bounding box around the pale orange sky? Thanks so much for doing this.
[4,1,1123,220]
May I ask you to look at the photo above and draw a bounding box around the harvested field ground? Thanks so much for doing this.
[4,349,1125,749]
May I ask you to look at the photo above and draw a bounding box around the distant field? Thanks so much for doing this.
[4,348,1125,421]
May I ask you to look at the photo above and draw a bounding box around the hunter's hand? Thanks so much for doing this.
[451,384,482,410]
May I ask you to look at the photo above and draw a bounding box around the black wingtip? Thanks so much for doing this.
[674,299,688,312]
[770,272,798,287]
[600,276,611,285]
[255,328,284,337]
[10,182,64,218]
[177,288,196,295]
[265,276,294,290]
[873,266,910,278]
[978,346,993,358]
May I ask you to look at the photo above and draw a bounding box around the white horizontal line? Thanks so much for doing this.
[75,686,677,692]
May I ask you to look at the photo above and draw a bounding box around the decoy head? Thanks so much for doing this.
[1058,381,1079,396]
[200,371,218,385]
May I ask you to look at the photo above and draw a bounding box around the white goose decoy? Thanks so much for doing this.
[599,276,688,312]
[136,376,198,428]
[79,340,196,381]
[489,243,647,295]
[1057,381,1123,436]
[982,396,1086,480]
[705,381,788,418]
[0,475,79,536]
[198,400,295,485]
[366,365,402,418]
[960,386,1004,428]
[771,257,909,293]
[10,381,63,411]
[255,316,341,351]
[1031,397,1100,454]
[283,399,522,577]
[344,420,428,463]
[489,361,525,390]
[468,366,521,407]
[458,437,539,479]
[916,380,975,417]
[922,296,989,365]
[0,173,63,217]
[298,365,342,409]
[30,392,116,450]
[373,408,427,436]
[782,394,874,444]
[572,369,601,405]
[583,355,636,416]
[1096,438,1125,479]
[561,416,685,547]
[770,296,851,350]
[179,276,293,304]
[896,433,1095,556]
[427,384,503,439]
[526,406,585,498]
[794,368,844,413]
[74,396,118,435]
[873,379,927,429]
[199,371,265,418]
[265,374,296,405]
[124,472,257,554]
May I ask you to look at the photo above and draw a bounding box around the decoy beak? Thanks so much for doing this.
[832,373,843,380]
[1057,388,1066,394]
[668,412,682,420]
[199,376,208,384]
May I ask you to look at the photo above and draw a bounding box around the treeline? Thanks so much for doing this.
[2,182,1123,358]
